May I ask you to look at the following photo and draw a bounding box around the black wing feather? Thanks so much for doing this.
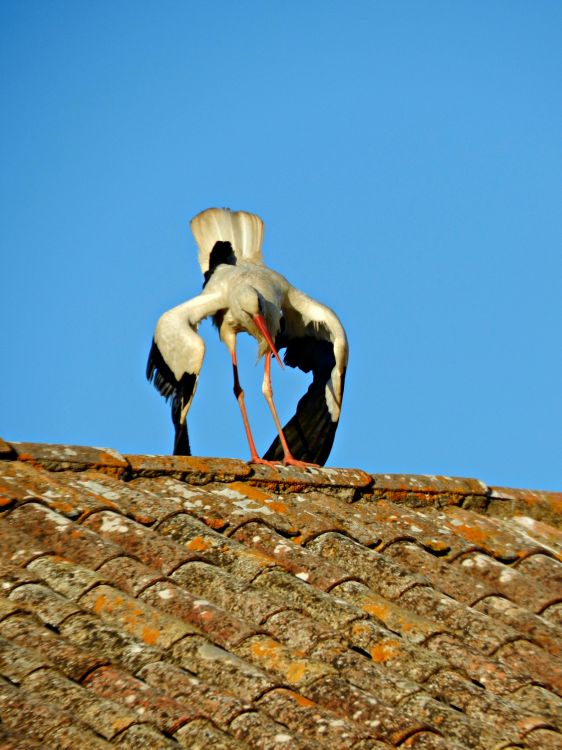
[147,339,196,456]
[263,334,346,466]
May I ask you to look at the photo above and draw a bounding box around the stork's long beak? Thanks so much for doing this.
[253,314,284,369]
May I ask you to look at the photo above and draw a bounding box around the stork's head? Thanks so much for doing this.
[232,285,284,368]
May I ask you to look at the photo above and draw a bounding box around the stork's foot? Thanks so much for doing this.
[248,456,282,469]
[281,455,320,469]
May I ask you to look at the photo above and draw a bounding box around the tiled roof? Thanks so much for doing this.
[0,439,561,750]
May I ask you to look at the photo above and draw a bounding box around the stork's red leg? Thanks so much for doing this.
[262,354,319,468]
[231,350,278,468]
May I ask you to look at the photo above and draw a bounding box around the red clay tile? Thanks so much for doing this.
[347,619,447,685]
[453,551,559,613]
[170,560,286,625]
[255,569,364,630]
[79,583,199,648]
[83,510,193,574]
[138,659,249,728]
[0,437,16,458]
[132,477,298,535]
[156,511,276,580]
[440,506,545,560]
[513,515,562,557]
[140,579,257,648]
[22,667,137,739]
[423,669,544,743]
[303,674,425,744]
[0,613,107,681]
[171,634,277,702]
[233,634,333,688]
[59,612,163,672]
[233,521,349,590]
[12,441,129,477]
[247,463,373,495]
[0,461,121,519]
[398,584,519,654]
[353,498,472,556]
[256,687,369,749]
[515,553,562,595]
[51,470,162,524]
[229,709,324,749]
[320,646,420,705]
[473,595,562,656]
[114,723,181,749]
[5,503,123,569]
[0,516,53,567]
[331,580,441,643]
[1,444,560,749]
[9,583,82,627]
[125,453,252,482]
[285,490,384,546]
[524,727,562,749]
[0,560,42,595]
[0,596,31,623]
[83,665,194,734]
[399,690,501,750]
[424,633,528,695]
[27,555,105,600]
[307,532,428,599]
[174,718,246,749]
[0,677,75,743]
[399,731,466,749]
[494,639,562,696]
[47,723,115,749]
[383,541,494,605]
[263,608,335,654]
[542,601,562,628]
[489,485,562,525]
[0,635,52,683]
[96,555,165,596]
[510,685,562,732]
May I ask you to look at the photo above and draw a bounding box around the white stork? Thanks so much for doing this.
[147,207,348,467]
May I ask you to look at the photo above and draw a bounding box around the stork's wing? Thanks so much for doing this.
[147,290,225,455]
[264,287,349,466]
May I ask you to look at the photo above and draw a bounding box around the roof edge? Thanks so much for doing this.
[2,439,560,527]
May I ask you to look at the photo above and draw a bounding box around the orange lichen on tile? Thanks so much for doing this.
[370,639,403,663]
[185,535,212,552]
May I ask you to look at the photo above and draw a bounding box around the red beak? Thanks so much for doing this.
[253,314,284,369]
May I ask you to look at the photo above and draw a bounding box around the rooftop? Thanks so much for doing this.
[0,438,561,749]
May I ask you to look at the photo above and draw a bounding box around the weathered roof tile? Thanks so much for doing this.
[11,441,129,477]
[0,441,560,749]
[0,612,107,681]
[22,667,137,739]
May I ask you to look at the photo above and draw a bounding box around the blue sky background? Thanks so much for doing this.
[1,2,560,490]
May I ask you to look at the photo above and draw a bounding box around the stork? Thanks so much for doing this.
[147,207,348,467]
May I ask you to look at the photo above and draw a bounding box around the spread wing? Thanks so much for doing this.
[147,290,225,455]
[264,287,348,466]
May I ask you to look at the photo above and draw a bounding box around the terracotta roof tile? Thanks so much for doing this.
[454,550,561,612]
[1,439,561,749]
[232,521,350,589]
[0,612,107,680]
[543,601,562,628]
[174,717,248,749]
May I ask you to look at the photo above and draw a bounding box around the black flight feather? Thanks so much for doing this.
[147,339,197,456]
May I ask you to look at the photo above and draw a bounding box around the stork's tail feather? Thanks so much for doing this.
[191,207,264,275]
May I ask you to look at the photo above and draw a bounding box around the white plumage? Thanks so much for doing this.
[147,207,348,466]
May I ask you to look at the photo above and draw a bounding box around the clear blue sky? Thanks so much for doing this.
[1,2,560,490]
